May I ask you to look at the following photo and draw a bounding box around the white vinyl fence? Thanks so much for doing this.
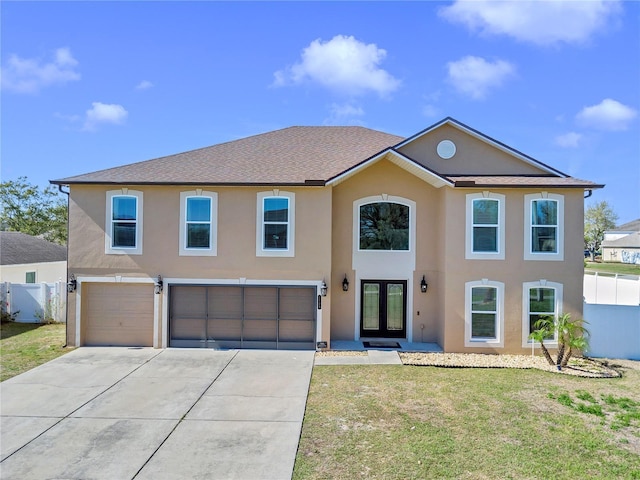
[583,273,640,360]
[0,281,67,323]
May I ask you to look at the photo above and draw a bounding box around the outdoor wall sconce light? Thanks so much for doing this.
[420,275,428,293]
[67,274,77,293]
[342,275,349,292]
[154,275,163,295]
[320,281,328,297]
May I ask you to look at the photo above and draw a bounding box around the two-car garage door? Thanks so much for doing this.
[169,285,316,350]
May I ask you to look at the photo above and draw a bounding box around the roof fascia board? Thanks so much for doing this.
[326,149,453,188]
[394,117,568,178]
[49,180,327,187]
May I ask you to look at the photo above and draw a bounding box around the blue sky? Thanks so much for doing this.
[2,1,638,224]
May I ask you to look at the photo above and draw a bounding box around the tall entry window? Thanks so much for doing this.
[359,202,410,251]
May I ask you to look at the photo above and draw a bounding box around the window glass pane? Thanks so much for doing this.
[473,199,498,224]
[529,288,555,313]
[529,314,555,339]
[187,198,210,222]
[113,222,136,247]
[532,200,557,225]
[531,227,557,252]
[187,224,210,248]
[359,202,409,250]
[386,284,404,331]
[25,272,36,283]
[472,313,496,338]
[471,287,496,311]
[264,198,288,222]
[473,227,497,252]
[362,283,380,330]
[113,197,136,220]
[263,224,288,249]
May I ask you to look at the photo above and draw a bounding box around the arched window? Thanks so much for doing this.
[359,202,410,251]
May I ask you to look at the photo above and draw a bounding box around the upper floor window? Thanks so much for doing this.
[105,189,143,255]
[465,192,505,260]
[25,271,36,283]
[359,202,409,251]
[522,280,563,347]
[179,191,218,256]
[256,191,295,257]
[464,279,504,347]
[524,193,564,261]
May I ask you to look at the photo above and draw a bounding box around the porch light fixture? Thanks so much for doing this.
[420,275,428,293]
[320,281,328,297]
[154,275,163,295]
[342,275,349,292]
[67,274,77,293]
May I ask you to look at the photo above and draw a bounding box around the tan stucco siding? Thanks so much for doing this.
[331,159,445,342]
[0,261,66,284]
[397,124,550,176]
[440,188,585,354]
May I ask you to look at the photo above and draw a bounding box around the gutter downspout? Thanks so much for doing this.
[57,184,70,348]
[584,189,593,199]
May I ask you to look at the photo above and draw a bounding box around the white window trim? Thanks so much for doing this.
[105,189,143,255]
[522,280,563,348]
[524,192,564,261]
[465,192,505,260]
[179,190,218,256]
[464,279,504,348]
[256,190,295,257]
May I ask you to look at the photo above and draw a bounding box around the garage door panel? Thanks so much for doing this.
[84,283,153,347]
[169,285,315,349]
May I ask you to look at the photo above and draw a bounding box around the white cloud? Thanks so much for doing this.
[136,80,154,90]
[83,102,128,131]
[446,56,515,100]
[330,103,364,118]
[555,132,582,148]
[273,35,400,97]
[0,47,80,93]
[439,0,621,46]
[576,99,637,131]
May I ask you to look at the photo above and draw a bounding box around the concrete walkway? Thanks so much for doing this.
[0,348,314,480]
[314,350,403,365]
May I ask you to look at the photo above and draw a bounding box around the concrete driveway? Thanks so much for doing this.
[0,347,315,480]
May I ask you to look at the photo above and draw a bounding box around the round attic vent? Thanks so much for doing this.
[437,140,456,159]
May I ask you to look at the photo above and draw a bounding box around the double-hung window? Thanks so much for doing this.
[179,191,217,256]
[522,280,562,346]
[524,193,564,261]
[466,192,505,260]
[105,189,143,255]
[256,191,295,257]
[465,280,504,347]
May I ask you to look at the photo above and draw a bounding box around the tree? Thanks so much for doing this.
[0,177,67,245]
[584,200,618,261]
[529,313,589,370]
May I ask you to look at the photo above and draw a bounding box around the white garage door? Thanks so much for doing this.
[169,285,316,349]
[83,283,154,346]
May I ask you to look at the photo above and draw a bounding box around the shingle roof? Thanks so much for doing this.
[616,219,640,232]
[52,126,404,185]
[602,232,640,248]
[0,232,67,265]
[447,176,604,189]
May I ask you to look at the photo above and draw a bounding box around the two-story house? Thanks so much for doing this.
[51,117,603,353]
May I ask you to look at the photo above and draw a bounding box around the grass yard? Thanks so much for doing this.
[0,322,71,382]
[294,362,640,479]
[585,261,640,276]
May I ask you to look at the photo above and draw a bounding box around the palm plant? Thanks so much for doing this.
[530,314,590,370]
[529,316,555,366]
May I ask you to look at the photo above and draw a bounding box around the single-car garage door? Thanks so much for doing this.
[169,285,316,350]
[83,283,154,346]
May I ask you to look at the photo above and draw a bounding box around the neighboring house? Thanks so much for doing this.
[601,219,640,264]
[0,232,67,283]
[51,117,603,353]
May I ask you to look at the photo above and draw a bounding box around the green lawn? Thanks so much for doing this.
[294,363,640,479]
[0,322,71,382]
[585,262,640,276]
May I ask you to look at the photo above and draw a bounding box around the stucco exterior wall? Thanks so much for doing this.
[331,159,445,342]
[66,184,333,345]
[397,124,549,176]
